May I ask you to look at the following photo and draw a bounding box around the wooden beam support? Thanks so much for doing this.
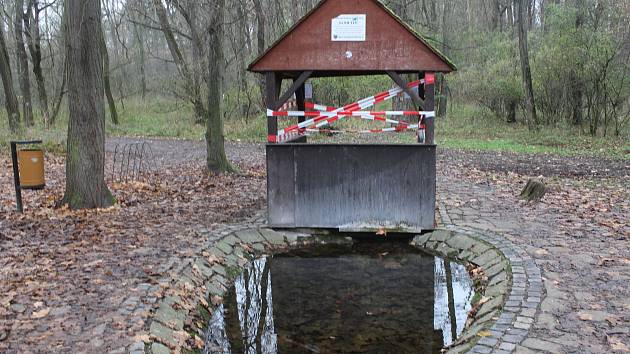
[418,71,426,100]
[275,70,313,109]
[424,72,435,145]
[265,72,281,143]
[295,81,307,143]
[386,70,425,109]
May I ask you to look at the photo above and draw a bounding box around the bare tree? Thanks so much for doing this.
[0,23,21,133]
[517,0,538,130]
[15,0,34,126]
[62,0,114,209]
[570,0,585,126]
[206,0,233,173]
[151,0,207,123]
[25,0,51,125]
[100,25,119,124]
[252,0,266,103]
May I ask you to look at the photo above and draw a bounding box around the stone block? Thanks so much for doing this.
[428,229,452,242]
[521,338,562,353]
[215,240,233,254]
[445,233,476,251]
[151,342,171,354]
[259,228,286,245]
[150,321,177,348]
[154,303,186,330]
[235,229,264,244]
[489,272,508,286]
[411,233,431,247]
[478,296,504,317]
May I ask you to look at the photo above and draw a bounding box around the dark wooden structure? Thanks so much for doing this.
[249,0,455,232]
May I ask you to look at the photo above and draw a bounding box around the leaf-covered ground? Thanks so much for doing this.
[0,138,627,353]
[0,140,266,352]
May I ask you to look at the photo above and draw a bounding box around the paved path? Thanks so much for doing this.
[437,163,629,353]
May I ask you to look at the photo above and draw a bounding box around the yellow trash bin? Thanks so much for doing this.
[18,149,45,189]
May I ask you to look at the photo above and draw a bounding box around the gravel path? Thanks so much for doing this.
[107,137,628,178]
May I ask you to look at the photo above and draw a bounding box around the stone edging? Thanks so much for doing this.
[145,224,542,354]
[437,205,545,354]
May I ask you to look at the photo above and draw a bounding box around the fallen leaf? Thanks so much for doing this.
[31,308,50,319]
[206,254,222,265]
[134,334,151,343]
[478,331,492,337]
[211,295,223,306]
[579,313,593,321]
[193,335,204,348]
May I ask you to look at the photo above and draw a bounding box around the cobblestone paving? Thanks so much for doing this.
[437,168,629,353]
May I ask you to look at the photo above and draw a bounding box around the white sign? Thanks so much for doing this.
[331,14,366,42]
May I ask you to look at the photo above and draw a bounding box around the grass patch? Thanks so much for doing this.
[437,103,629,159]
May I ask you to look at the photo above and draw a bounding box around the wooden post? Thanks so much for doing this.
[295,81,307,143]
[265,72,281,143]
[10,142,23,213]
[418,72,425,143]
[424,72,436,145]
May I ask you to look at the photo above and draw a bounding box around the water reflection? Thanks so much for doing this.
[206,242,475,354]
[433,257,475,345]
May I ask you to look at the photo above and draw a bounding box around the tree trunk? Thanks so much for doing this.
[49,56,68,126]
[48,2,68,126]
[206,0,233,174]
[490,0,501,30]
[507,1,514,29]
[437,0,452,117]
[25,0,50,126]
[15,0,34,127]
[507,101,517,123]
[571,0,585,126]
[517,0,538,130]
[235,0,250,118]
[63,0,114,210]
[130,0,146,100]
[100,27,119,125]
[252,0,266,106]
[520,179,547,202]
[185,0,206,124]
[0,24,21,133]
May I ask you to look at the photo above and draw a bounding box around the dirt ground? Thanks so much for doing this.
[0,137,627,353]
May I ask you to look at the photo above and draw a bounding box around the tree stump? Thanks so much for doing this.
[520,178,548,202]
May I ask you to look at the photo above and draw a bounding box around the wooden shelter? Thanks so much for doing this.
[249,0,455,232]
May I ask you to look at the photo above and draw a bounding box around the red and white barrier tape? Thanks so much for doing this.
[305,102,336,112]
[267,110,436,118]
[270,79,425,141]
[305,123,425,135]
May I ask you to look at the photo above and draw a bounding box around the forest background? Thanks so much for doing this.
[0,0,628,158]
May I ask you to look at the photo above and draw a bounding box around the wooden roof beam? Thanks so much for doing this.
[274,71,313,109]
[386,71,425,109]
